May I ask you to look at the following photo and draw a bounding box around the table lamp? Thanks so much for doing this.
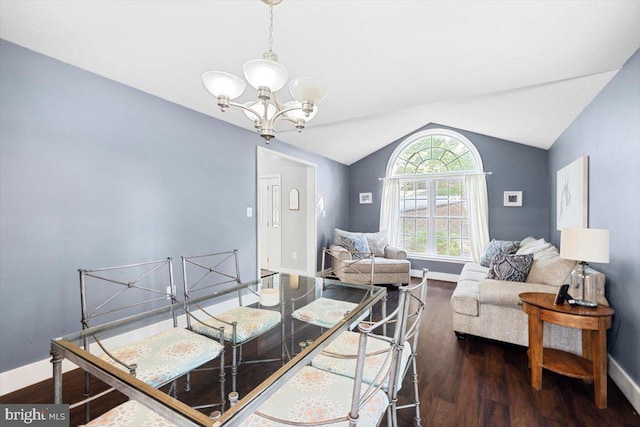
[560,227,609,307]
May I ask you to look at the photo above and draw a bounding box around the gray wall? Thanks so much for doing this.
[0,39,349,373]
[548,49,640,386]
[348,123,549,274]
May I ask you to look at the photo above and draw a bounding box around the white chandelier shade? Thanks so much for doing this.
[288,77,328,104]
[243,58,289,92]
[201,71,246,100]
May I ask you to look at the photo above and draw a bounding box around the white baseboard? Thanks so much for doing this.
[609,355,640,413]
[411,268,459,283]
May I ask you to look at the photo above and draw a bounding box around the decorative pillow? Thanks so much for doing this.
[480,239,520,267]
[339,234,371,259]
[516,238,551,255]
[519,236,538,248]
[533,245,560,261]
[333,228,354,245]
[363,231,389,257]
[487,253,534,282]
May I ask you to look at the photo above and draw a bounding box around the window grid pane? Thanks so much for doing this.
[400,180,429,255]
[391,132,477,260]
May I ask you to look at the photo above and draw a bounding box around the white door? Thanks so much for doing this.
[259,175,282,271]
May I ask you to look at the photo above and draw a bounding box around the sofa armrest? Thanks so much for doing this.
[384,246,408,260]
[329,244,352,261]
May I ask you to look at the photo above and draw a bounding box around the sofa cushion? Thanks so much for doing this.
[480,239,520,267]
[339,233,371,259]
[526,256,576,287]
[487,253,534,282]
[363,231,389,257]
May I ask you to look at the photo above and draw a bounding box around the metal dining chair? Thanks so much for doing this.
[310,269,429,427]
[181,250,285,395]
[238,269,421,426]
[77,258,225,422]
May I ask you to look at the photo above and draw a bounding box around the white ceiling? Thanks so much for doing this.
[1,1,639,165]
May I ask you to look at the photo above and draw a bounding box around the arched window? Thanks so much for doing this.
[385,129,483,260]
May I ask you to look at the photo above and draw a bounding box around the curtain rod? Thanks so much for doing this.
[378,171,493,181]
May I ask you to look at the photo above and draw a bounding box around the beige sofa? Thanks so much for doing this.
[451,237,608,355]
[326,229,411,285]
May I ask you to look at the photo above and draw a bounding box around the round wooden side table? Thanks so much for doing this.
[519,292,614,409]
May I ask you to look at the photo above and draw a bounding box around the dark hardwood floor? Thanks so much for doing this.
[2,280,638,426]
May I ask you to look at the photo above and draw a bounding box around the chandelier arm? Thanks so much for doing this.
[270,105,309,124]
[226,101,265,124]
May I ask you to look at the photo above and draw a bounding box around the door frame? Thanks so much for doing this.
[256,146,317,278]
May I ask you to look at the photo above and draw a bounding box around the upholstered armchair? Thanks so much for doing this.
[325,228,411,285]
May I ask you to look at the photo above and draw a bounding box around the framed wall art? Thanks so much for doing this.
[359,192,372,204]
[556,156,588,230]
[503,191,522,207]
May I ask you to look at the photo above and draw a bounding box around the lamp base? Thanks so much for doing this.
[569,261,599,309]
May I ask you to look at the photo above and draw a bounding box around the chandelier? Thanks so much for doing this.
[202,0,328,143]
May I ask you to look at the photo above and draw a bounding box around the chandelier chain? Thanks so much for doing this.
[268,6,274,53]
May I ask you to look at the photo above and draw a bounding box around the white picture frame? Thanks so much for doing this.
[359,192,372,204]
[289,188,299,210]
[557,156,588,230]
[503,191,522,207]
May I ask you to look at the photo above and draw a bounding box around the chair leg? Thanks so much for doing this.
[281,319,287,364]
[390,398,399,427]
[231,344,238,393]
[219,350,226,412]
[83,372,92,423]
[410,355,421,426]
[185,372,191,392]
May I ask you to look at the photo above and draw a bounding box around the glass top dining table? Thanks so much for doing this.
[51,272,386,426]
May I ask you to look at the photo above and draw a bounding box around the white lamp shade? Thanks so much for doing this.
[201,71,246,99]
[243,58,289,91]
[243,100,277,121]
[560,227,610,263]
[288,77,328,104]
[284,101,318,121]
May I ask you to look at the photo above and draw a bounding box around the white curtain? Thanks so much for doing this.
[465,173,490,263]
[379,178,400,247]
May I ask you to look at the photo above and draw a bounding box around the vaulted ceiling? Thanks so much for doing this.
[1,1,639,165]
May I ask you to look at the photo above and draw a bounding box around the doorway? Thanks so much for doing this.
[257,147,317,277]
